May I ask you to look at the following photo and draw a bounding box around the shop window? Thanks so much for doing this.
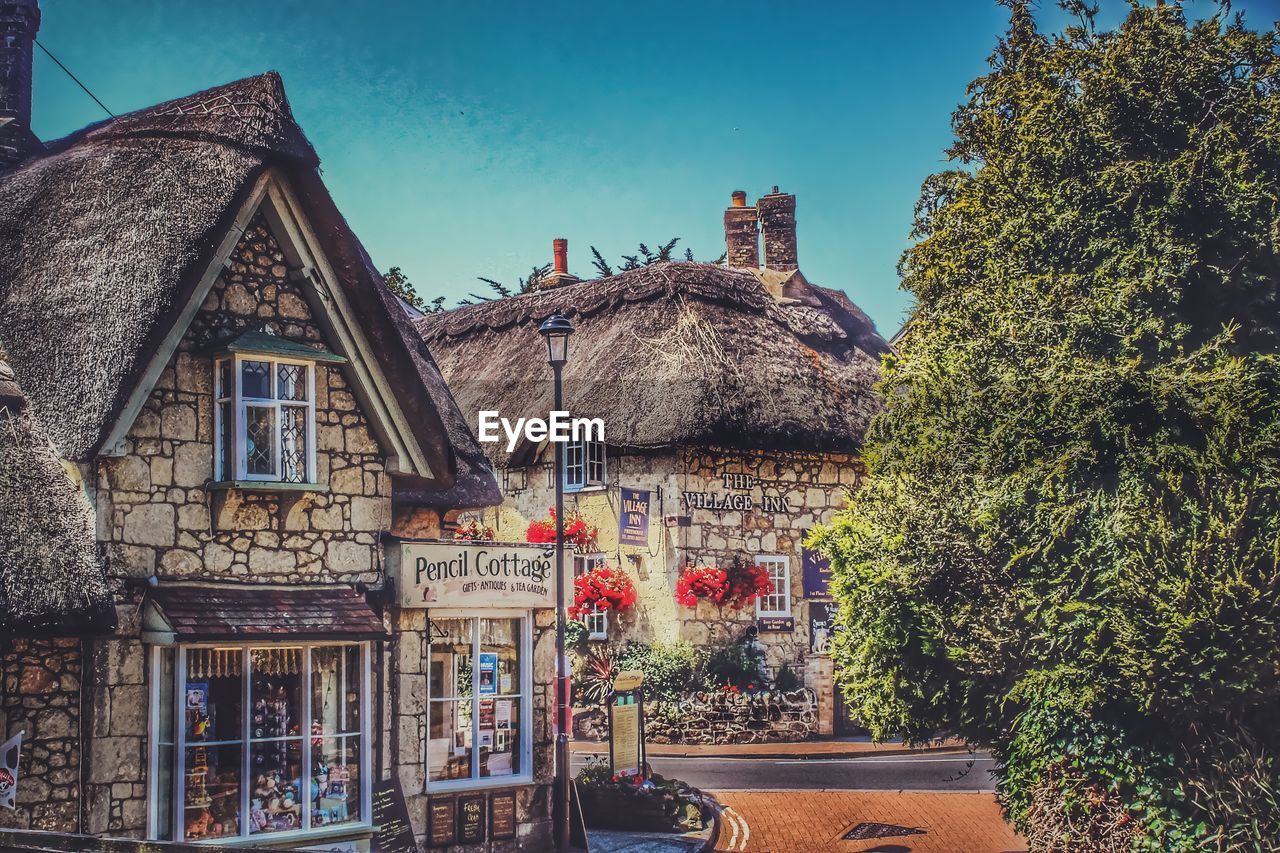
[573,554,609,639]
[214,355,316,484]
[427,615,532,789]
[149,643,369,843]
[755,555,791,617]
[564,437,606,491]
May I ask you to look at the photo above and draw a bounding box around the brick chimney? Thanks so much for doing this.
[757,186,798,271]
[540,237,580,289]
[0,0,40,167]
[723,190,759,269]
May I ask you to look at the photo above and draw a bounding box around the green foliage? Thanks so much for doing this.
[772,663,800,693]
[699,641,765,691]
[589,239,725,277]
[382,266,444,313]
[615,641,699,703]
[818,3,1280,849]
[466,263,551,305]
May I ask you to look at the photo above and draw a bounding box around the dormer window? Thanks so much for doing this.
[212,332,346,486]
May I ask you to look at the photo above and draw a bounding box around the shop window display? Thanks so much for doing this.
[151,644,368,842]
[427,616,530,788]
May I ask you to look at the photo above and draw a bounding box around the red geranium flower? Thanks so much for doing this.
[569,564,636,619]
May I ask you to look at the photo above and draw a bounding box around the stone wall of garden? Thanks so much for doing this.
[0,637,84,833]
[572,687,820,745]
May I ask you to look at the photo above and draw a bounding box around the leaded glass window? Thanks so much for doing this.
[213,354,316,484]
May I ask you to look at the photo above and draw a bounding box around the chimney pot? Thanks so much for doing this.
[553,238,568,275]
[731,190,747,208]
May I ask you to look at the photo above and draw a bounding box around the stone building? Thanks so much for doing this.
[415,190,889,737]
[0,7,556,847]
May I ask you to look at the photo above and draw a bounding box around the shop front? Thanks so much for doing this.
[388,540,556,850]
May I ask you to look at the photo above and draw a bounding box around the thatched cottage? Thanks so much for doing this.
[415,189,889,738]
[0,3,555,849]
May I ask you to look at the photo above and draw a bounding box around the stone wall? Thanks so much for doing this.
[0,637,83,833]
[96,213,390,589]
[572,687,819,746]
[478,444,863,676]
[84,213,395,838]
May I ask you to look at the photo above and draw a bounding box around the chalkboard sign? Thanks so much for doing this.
[428,798,455,848]
[372,779,419,853]
[458,794,486,844]
[490,792,516,840]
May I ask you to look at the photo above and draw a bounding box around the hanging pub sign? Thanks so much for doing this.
[802,533,833,599]
[394,542,555,609]
[618,487,651,546]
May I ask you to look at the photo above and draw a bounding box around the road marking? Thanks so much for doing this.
[772,756,994,765]
[721,806,750,851]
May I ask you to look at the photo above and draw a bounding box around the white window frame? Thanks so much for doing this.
[573,554,609,640]
[563,436,606,492]
[424,610,534,793]
[755,555,792,618]
[213,353,318,484]
[146,641,372,845]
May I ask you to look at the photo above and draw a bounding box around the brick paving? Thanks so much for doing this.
[708,790,1028,853]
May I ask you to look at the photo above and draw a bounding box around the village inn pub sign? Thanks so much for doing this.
[392,542,556,609]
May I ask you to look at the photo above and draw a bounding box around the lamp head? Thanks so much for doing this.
[538,314,574,366]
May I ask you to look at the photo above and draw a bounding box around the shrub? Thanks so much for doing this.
[772,664,800,693]
[698,641,765,691]
[615,641,699,704]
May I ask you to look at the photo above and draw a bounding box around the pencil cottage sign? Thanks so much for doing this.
[393,542,556,609]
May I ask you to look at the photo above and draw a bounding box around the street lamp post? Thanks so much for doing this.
[539,313,575,852]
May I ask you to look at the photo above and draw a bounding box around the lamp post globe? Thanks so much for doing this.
[538,314,574,366]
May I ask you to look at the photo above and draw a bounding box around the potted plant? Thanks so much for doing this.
[526,507,599,551]
[675,557,771,610]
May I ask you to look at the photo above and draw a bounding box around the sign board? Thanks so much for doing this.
[371,778,419,853]
[396,542,554,609]
[809,600,838,654]
[478,653,498,695]
[610,697,643,777]
[426,798,455,848]
[618,487,651,546]
[756,615,795,633]
[458,794,486,844]
[490,792,517,841]
[802,534,833,598]
[612,670,644,693]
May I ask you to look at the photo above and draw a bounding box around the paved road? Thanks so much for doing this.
[572,750,998,792]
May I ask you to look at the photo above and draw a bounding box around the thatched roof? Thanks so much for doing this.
[0,72,498,508]
[0,358,112,638]
[415,262,888,465]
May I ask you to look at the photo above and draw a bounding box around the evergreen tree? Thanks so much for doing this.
[817,3,1280,849]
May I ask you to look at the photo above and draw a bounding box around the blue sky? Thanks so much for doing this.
[29,1,1277,336]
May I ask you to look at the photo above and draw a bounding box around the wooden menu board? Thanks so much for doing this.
[490,791,516,840]
[371,778,420,853]
[458,794,486,844]
[428,797,456,848]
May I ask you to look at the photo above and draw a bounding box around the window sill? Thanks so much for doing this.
[181,822,373,847]
[426,773,536,794]
[565,484,608,494]
[206,480,328,494]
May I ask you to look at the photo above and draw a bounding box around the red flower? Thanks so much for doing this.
[453,519,495,542]
[675,558,773,610]
[568,564,636,619]
[526,507,599,550]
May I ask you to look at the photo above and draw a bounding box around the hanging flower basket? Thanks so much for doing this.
[526,507,599,551]
[453,519,495,542]
[675,557,772,610]
[569,565,636,619]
